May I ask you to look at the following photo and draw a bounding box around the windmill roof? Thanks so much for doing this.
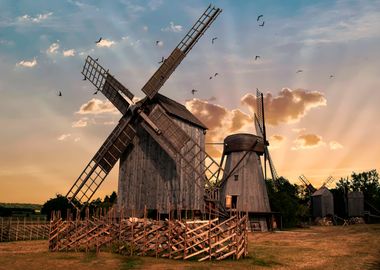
[144,94,207,130]
[312,186,331,196]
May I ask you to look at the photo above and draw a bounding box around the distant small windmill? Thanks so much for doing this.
[299,175,335,218]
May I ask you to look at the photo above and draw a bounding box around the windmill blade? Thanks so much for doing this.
[66,117,136,209]
[141,5,222,99]
[254,114,264,138]
[265,146,279,184]
[82,56,134,114]
[299,174,316,193]
[322,176,335,188]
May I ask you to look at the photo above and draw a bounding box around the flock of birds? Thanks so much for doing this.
[57,15,335,97]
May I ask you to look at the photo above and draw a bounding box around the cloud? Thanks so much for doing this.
[329,141,343,150]
[57,134,71,141]
[18,12,53,23]
[96,39,115,48]
[292,134,325,150]
[269,135,285,149]
[185,99,253,157]
[148,0,163,10]
[241,88,326,126]
[292,127,306,134]
[74,137,81,142]
[103,121,116,125]
[46,42,59,54]
[72,118,88,128]
[63,49,76,57]
[76,98,119,115]
[16,58,37,68]
[143,25,149,32]
[161,22,183,32]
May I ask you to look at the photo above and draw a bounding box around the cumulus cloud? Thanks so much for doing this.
[161,22,183,32]
[76,98,119,115]
[241,88,326,126]
[185,99,253,157]
[18,12,53,23]
[269,135,285,149]
[292,134,325,150]
[16,58,37,68]
[63,49,76,57]
[46,42,59,54]
[329,141,343,150]
[96,39,115,48]
[72,118,88,128]
[57,134,71,141]
[103,121,117,125]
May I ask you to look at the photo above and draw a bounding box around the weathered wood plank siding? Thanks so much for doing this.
[220,151,271,213]
[118,116,205,214]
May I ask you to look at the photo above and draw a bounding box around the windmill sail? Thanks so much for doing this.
[66,118,136,207]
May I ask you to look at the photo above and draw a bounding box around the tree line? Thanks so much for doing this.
[40,170,380,227]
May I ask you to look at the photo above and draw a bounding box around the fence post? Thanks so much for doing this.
[8,218,11,241]
[0,217,3,242]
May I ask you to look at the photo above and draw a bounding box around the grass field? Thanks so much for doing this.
[0,224,379,270]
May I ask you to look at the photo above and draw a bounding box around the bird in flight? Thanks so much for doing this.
[257,15,263,21]
[158,57,165,64]
[93,90,99,95]
[214,72,219,77]
[329,75,334,79]
[209,76,213,80]
[255,56,260,61]
[259,21,265,27]
[156,40,162,46]
[212,37,218,44]
[95,37,102,44]
[58,91,62,97]
[191,89,198,95]
[95,58,99,61]
[296,69,303,73]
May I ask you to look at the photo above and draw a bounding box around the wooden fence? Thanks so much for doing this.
[49,208,248,261]
[0,217,50,242]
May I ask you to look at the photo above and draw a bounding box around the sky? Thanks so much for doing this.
[1,0,379,204]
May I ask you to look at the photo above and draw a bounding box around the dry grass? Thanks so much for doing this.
[0,224,379,270]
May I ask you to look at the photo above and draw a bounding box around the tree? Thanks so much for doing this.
[335,169,380,214]
[41,194,77,220]
[266,177,308,227]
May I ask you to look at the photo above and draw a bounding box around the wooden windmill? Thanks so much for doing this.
[65,5,224,214]
[299,175,335,218]
[217,89,281,231]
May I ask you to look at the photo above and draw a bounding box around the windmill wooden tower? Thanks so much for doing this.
[65,5,224,215]
[218,89,278,231]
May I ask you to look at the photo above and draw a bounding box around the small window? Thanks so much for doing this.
[234,174,239,181]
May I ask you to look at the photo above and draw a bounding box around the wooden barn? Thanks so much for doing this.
[312,187,334,218]
[118,94,207,215]
[219,133,272,231]
[347,191,364,217]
